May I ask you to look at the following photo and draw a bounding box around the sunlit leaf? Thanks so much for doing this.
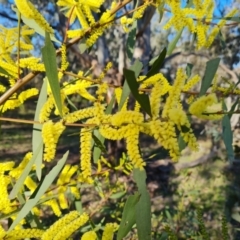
[222,102,234,162]
[133,169,151,240]
[124,68,151,116]
[117,193,141,240]
[119,60,143,111]
[9,151,69,231]
[33,78,47,180]
[199,58,220,97]
[42,32,63,117]
[126,20,137,60]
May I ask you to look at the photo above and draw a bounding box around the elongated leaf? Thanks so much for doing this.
[145,48,166,78]
[119,60,143,111]
[9,151,69,231]
[92,133,107,154]
[124,68,151,116]
[133,169,151,240]
[222,102,234,162]
[110,191,126,199]
[12,6,60,44]
[229,97,240,119]
[126,20,137,60]
[157,1,165,23]
[186,63,193,78]
[9,143,43,200]
[117,193,141,240]
[167,28,184,56]
[42,32,63,117]
[199,58,220,97]
[33,79,47,180]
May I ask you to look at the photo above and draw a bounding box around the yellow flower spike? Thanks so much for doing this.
[162,68,187,118]
[44,199,62,217]
[19,57,45,72]
[125,125,145,169]
[205,9,238,48]
[42,121,66,162]
[82,230,97,240]
[133,1,150,19]
[102,223,118,240]
[39,95,55,122]
[5,228,44,239]
[24,176,37,193]
[150,81,163,120]
[10,152,33,179]
[57,0,103,26]
[99,125,128,141]
[64,106,96,123]
[18,88,39,104]
[111,111,144,127]
[53,213,89,240]
[168,108,198,151]
[189,93,223,120]
[57,164,71,186]
[183,74,201,91]
[58,192,68,209]
[0,172,15,214]
[0,60,18,78]
[15,0,54,33]
[42,211,82,240]
[80,128,92,181]
[150,120,180,161]
[0,84,6,93]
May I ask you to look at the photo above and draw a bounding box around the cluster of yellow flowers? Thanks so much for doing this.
[0,0,236,238]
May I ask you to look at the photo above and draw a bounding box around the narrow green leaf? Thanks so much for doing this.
[9,143,43,200]
[117,193,141,240]
[199,58,220,97]
[222,102,234,162]
[157,1,165,23]
[229,97,240,119]
[218,30,226,49]
[178,135,186,152]
[119,60,143,111]
[8,151,69,231]
[110,191,126,199]
[133,169,151,240]
[167,28,184,56]
[126,21,137,60]
[42,32,63,117]
[186,63,193,78]
[92,133,107,154]
[33,78,47,180]
[146,48,166,78]
[124,68,152,116]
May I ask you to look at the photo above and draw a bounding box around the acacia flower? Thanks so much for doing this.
[81,231,97,240]
[80,128,92,180]
[53,212,89,240]
[102,223,118,240]
[189,93,223,120]
[15,0,54,33]
[42,211,83,239]
[162,68,187,118]
[125,124,145,169]
[19,57,45,72]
